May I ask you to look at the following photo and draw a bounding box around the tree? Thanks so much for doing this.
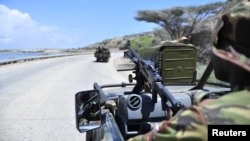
[134,2,224,40]
[130,35,154,49]
[153,28,169,42]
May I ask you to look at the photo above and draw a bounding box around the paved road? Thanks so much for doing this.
[0,51,130,141]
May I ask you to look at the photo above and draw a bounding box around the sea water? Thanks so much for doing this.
[0,52,54,61]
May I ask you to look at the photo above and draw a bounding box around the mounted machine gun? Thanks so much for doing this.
[74,42,230,141]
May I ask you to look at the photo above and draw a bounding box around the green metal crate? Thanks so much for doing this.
[156,42,197,84]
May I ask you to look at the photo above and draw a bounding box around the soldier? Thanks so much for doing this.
[128,2,250,141]
[97,46,101,52]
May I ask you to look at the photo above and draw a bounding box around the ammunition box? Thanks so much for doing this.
[156,42,197,84]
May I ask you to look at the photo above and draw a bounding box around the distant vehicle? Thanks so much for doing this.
[94,47,110,62]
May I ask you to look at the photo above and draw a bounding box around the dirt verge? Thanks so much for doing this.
[113,56,135,81]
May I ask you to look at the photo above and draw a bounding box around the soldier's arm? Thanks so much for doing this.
[127,105,208,141]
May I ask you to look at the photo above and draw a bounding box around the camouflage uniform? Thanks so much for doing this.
[128,2,250,141]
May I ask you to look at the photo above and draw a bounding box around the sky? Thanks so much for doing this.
[0,0,226,50]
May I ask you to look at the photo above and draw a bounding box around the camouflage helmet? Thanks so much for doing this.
[212,1,250,71]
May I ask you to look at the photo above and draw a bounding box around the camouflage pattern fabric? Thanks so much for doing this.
[128,90,250,141]
[128,2,250,141]
[212,2,250,71]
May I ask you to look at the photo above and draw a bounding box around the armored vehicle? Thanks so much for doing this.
[75,43,230,141]
[94,47,110,62]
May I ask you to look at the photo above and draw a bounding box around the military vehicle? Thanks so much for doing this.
[94,47,110,62]
[75,43,230,141]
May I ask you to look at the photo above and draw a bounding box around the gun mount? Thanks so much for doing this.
[122,45,185,114]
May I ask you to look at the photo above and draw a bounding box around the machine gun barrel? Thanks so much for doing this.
[124,45,184,114]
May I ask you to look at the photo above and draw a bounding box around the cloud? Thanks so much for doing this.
[0,4,78,49]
